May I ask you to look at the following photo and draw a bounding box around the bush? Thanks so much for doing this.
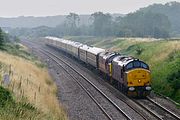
[135,45,144,55]
[0,86,14,107]
[0,86,41,119]
[166,60,180,96]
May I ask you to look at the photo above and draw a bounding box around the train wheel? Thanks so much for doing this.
[110,78,113,85]
[122,85,127,95]
[137,90,144,98]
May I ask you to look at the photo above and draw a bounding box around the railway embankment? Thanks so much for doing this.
[65,36,180,105]
[0,43,67,119]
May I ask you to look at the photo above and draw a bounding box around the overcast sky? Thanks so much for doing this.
[0,0,179,17]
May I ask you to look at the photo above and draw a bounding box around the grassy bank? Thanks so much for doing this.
[66,36,180,104]
[0,43,67,119]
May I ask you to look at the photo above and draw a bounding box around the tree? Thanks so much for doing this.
[65,13,80,35]
[167,60,180,97]
[116,11,171,38]
[0,28,4,47]
[91,12,113,36]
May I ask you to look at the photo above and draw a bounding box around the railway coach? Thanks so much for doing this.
[86,47,105,68]
[79,45,90,63]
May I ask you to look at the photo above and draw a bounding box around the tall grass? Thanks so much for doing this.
[0,47,67,119]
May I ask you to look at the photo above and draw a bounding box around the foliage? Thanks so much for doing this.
[135,45,144,55]
[12,10,171,38]
[140,1,180,36]
[117,11,170,38]
[0,28,5,47]
[166,52,180,98]
[8,1,180,38]
[0,86,40,119]
[1,43,36,61]
[66,13,80,27]
[152,55,180,103]
[0,86,13,107]
[91,12,113,36]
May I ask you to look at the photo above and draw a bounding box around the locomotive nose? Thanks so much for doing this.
[126,69,151,87]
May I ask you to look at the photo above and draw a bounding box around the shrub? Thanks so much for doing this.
[0,86,14,107]
[135,45,144,55]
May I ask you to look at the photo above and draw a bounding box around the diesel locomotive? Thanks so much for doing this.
[44,36,151,97]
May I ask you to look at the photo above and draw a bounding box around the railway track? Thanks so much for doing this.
[22,40,180,120]
[40,49,132,120]
[146,97,180,120]
[133,97,180,120]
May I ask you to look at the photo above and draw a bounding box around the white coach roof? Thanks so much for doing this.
[79,44,91,51]
[45,36,62,41]
[47,37,73,46]
[87,47,105,55]
[45,36,105,54]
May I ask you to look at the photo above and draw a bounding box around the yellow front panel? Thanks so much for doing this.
[109,63,112,76]
[126,68,150,87]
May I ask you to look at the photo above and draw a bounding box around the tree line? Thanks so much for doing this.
[0,28,9,49]
[54,11,170,38]
[8,11,171,38]
[0,27,19,49]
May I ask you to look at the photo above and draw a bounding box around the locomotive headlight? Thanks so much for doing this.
[145,86,151,91]
[129,87,135,91]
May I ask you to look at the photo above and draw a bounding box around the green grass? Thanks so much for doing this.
[0,43,46,68]
[114,40,180,103]
[67,36,180,104]
[0,86,42,120]
[0,43,36,61]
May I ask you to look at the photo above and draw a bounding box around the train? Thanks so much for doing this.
[44,36,151,97]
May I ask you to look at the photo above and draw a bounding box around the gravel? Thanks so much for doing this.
[29,44,109,120]
[149,92,180,117]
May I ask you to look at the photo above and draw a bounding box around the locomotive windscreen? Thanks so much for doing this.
[125,61,149,70]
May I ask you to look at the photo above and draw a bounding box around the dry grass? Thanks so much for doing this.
[0,51,67,120]
[151,40,180,62]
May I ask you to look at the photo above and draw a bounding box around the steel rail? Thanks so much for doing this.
[133,100,163,120]
[147,96,180,120]
[40,50,113,120]
[41,49,132,120]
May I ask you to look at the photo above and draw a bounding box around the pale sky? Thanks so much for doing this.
[0,0,179,17]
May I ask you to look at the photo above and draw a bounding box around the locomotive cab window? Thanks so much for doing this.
[141,62,148,69]
[134,61,140,67]
[125,61,149,70]
[126,62,133,70]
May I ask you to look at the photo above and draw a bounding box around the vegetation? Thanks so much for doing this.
[0,28,5,47]
[140,1,180,36]
[0,28,67,119]
[0,50,67,119]
[6,1,180,38]
[116,11,170,38]
[0,86,40,119]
